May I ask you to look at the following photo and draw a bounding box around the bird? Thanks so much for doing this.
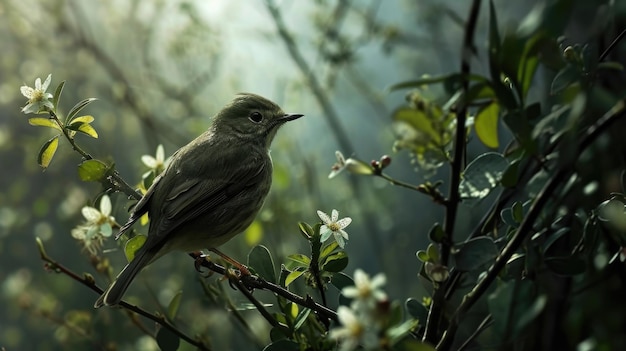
[94,93,303,307]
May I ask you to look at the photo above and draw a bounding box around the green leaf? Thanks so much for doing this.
[70,115,94,124]
[322,251,349,273]
[38,135,60,169]
[124,235,147,262]
[293,307,311,331]
[551,65,578,95]
[298,221,314,240]
[459,152,509,201]
[517,33,545,99]
[330,272,354,291]
[500,159,520,187]
[285,269,306,287]
[393,107,444,146]
[428,222,445,244]
[286,254,311,267]
[52,80,65,112]
[405,298,428,322]
[67,120,98,138]
[167,291,183,321]
[416,250,429,262]
[474,101,500,148]
[78,159,109,182]
[426,243,439,262]
[511,201,524,223]
[156,327,180,351]
[263,340,300,351]
[500,207,518,228]
[66,98,97,124]
[320,241,339,261]
[28,117,61,131]
[453,237,498,271]
[247,245,276,283]
[544,256,586,276]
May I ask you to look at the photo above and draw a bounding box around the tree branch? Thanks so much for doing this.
[423,0,482,344]
[436,96,626,350]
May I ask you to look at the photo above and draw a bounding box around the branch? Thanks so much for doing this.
[423,0,482,344]
[35,238,211,351]
[436,97,626,350]
[49,111,142,201]
[264,0,354,154]
[190,252,339,323]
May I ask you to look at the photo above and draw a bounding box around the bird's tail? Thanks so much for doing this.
[94,249,155,308]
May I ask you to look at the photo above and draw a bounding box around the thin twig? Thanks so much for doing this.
[599,28,626,62]
[36,240,211,351]
[190,253,339,323]
[457,314,493,351]
[49,111,142,200]
[436,97,626,350]
[264,0,354,154]
[422,0,482,344]
[230,277,290,333]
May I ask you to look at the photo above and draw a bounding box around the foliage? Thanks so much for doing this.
[5,0,626,351]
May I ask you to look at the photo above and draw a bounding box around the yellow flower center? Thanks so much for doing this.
[329,222,340,231]
[31,89,45,102]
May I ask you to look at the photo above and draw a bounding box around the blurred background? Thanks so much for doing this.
[1,0,624,350]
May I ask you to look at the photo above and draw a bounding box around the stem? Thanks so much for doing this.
[37,242,211,351]
[190,253,339,323]
[231,277,290,333]
[49,111,142,201]
[436,97,626,350]
[423,0,482,344]
[264,0,354,154]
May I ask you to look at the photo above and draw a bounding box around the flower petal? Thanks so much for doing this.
[320,226,332,242]
[42,74,52,91]
[35,77,42,90]
[331,209,339,222]
[156,144,165,162]
[100,195,111,216]
[339,229,349,240]
[142,155,157,168]
[335,150,346,164]
[334,231,345,248]
[81,206,100,221]
[100,223,112,237]
[336,217,352,229]
[20,86,33,98]
[317,210,331,224]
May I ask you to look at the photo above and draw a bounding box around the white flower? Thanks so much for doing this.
[328,151,374,179]
[329,306,379,351]
[342,269,387,308]
[141,144,168,171]
[317,209,352,248]
[71,195,115,254]
[20,74,54,114]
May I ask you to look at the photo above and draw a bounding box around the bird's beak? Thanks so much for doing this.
[280,113,304,122]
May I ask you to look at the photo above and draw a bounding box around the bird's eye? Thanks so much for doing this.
[249,112,263,123]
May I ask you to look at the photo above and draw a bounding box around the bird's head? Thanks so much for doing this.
[213,93,303,147]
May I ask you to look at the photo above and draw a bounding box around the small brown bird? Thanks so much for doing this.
[95,93,303,307]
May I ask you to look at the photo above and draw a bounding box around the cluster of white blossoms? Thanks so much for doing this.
[330,269,388,351]
[71,195,116,254]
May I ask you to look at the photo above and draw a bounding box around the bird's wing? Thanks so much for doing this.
[144,153,267,248]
